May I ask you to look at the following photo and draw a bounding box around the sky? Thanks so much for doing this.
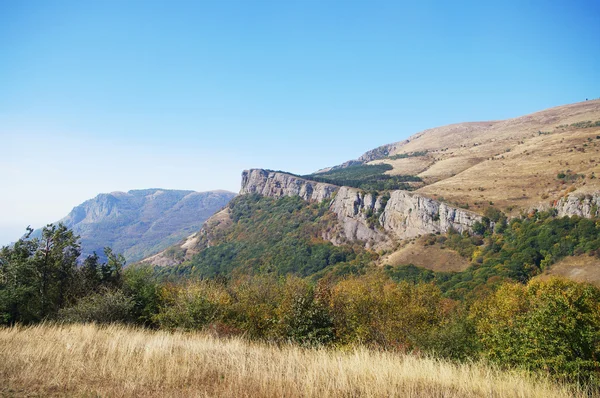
[1,0,599,245]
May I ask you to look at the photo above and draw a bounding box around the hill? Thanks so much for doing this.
[34,189,236,262]
[323,99,600,216]
[146,100,600,291]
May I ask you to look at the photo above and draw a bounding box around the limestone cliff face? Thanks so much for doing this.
[380,191,481,237]
[241,169,338,202]
[328,187,389,248]
[241,169,483,248]
[554,193,600,218]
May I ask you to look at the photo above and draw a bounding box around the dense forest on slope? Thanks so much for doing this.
[155,194,375,280]
[155,192,600,303]
[303,164,422,191]
[386,209,600,300]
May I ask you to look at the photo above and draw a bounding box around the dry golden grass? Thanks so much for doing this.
[0,323,589,398]
[367,156,433,176]
[538,255,600,287]
[418,125,600,214]
[381,239,470,272]
[363,100,600,214]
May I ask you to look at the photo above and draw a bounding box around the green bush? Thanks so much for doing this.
[472,278,600,385]
[415,311,480,361]
[154,280,230,331]
[56,290,135,324]
[123,266,162,326]
[275,277,334,346]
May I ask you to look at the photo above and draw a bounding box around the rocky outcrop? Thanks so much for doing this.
[241,169,483,248]
[328,187,389,248]
[358,142,406,163]
[381,191,481,237]
[241,169,339,202]
[554,193,600,218]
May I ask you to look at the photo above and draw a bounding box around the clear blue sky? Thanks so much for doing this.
[1,0,599,244]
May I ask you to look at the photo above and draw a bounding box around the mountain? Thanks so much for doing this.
[35,189,236,263]
[146,100,600,291]
[320,99,600,216]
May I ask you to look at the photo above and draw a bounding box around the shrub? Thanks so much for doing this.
[275,277,334,346]
[225,275,283,339]
[57,290,135,324]
[415,310,480,361]
[122,265,162,326]
[471,278,600,385]
[328,274,443,349]
[154,281,231,331]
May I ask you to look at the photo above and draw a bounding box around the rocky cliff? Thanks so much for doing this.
[241,169,339,202]
[241,169,482,248]
[357,141,407,163]
[554,193,600,218]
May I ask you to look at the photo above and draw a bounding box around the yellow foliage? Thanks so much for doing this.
[329,274,442,349]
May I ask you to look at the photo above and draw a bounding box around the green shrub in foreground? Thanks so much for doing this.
[471,277,600,385]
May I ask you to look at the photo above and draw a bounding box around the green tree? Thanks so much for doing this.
[81,248,125,292]
[471,278,600,385]
[0,224,81,323]
[0,227,38,323]
[34,224,81,316]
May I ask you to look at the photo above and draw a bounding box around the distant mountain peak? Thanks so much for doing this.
[31,189,236,263]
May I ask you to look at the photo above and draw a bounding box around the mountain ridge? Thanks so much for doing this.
[33,188,236,262]
[315,99,600,216]
[144,100,600,282]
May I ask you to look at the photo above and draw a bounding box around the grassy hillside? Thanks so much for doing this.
[344,100,600,215]
[385,209,600,299]
[0,323,585,398]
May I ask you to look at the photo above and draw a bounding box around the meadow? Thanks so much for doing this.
[0,323,589,398]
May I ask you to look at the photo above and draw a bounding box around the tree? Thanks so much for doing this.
[471,278,600,384]
[81,247,126,292]
[34,224,80,316]
[0,223,80,323]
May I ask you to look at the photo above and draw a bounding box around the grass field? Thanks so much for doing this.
[0,323,589,397]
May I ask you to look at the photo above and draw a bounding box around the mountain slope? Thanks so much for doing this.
[147,100,600,290]
[146,169,483,269]
[39,189,236,262]
[323,100,600,215]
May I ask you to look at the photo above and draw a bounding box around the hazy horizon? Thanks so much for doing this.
[2,0,599,245]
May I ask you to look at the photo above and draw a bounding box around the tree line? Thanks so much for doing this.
[2,218,600,388]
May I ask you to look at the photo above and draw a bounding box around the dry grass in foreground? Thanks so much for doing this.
[0,323,588,398]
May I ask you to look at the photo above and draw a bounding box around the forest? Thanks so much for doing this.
[303,164,423,191]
